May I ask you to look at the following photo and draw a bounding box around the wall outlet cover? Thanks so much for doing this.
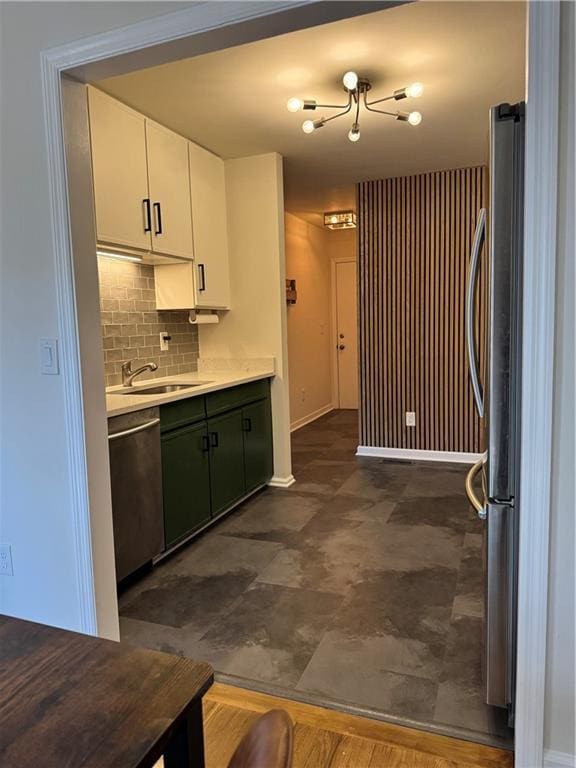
[406,411,416,427]
[159,332,170,352]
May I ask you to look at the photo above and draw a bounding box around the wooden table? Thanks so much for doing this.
[0,615,213,767]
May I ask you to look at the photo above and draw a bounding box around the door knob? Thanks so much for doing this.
[338,344,345,350]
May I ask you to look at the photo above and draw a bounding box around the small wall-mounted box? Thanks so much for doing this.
[286,279,297,304]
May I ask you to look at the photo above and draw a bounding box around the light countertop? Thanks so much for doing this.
[106,360,275,418]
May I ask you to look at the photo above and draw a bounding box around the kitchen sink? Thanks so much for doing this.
[116,382,211,395]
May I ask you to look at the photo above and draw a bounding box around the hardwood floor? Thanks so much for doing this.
[202,684,513,768]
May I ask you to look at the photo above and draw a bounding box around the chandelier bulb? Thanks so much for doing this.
[287,97,303,113]
[342,71,359,91]
[348,124,361,142]
[406,82,424,99]
[408,111,422,126]
[302,119,315,134]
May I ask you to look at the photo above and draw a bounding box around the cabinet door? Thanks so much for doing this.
[162,423,211,547]
[243,399,274,492]
[188,142,231,309]
[146,121,194,260]
[207,410,246,516]
[154,262,196,310]
[88,87,151,252]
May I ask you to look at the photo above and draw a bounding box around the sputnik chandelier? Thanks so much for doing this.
[287,71,424,142]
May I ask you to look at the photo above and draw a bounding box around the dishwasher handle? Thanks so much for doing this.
[108,418,160,442]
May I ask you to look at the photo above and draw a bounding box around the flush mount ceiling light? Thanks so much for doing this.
[287,72,423,142]
[324,211,357,230]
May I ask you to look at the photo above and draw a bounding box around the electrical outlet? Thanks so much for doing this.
[406,411,416,427]
[159,332,170,352]
[0,545,13,576]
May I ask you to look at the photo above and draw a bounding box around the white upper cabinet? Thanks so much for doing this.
[88,87,151,252]
[188,142,231,309]
[146,121,194,260]
[88,86,230,309]
[88,86,193,260]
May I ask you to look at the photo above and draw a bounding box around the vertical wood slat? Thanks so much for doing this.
[357,166,487,454]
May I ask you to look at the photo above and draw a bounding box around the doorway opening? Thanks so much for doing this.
[54,0,535,756]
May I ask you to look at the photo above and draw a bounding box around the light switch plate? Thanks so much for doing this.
[40,338,59,375]
[160,332,170,352]
[406,411,416,427]
[0,544,13,576]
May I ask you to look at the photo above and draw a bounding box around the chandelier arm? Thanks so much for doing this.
[320,101,353,125]
[354,90,361,125]
[313,92,352,111]
[314,102,351,110]
[365,94,396,106]
[363,102,399,118]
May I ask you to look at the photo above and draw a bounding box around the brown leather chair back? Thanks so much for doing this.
[227,709,293,768]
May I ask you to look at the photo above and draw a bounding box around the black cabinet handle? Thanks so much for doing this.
[198,263,206,292]
[143,198,152,233]
[153,202,163,235]
[201,434,210,452]
[210,431,219,448]
[243,417,252,433]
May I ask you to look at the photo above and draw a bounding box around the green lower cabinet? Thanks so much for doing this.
[242,399,273,492]
[207,410,246,516]
[161,422,211,547]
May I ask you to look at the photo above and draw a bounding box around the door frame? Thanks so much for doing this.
[39,3,560,766]
[330,256,358,410]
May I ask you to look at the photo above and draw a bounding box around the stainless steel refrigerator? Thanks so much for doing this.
[465,101,525,726]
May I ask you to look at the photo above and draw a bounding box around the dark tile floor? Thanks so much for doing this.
[119,409,513,746]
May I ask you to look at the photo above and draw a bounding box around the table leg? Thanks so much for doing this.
[164,700,205,768]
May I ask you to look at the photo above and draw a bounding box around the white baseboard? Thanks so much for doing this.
[290,404,334,432]
[544,750,576,768]
[356,446,483,464]
[268,474,296,488]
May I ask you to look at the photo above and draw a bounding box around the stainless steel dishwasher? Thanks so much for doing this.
[108,407,164,582]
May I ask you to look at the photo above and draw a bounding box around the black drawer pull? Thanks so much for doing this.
[143,198,152,233]
[243,417,252,433]
[153,202,163,235]
[210,431,219,448]
[201,434,210,452]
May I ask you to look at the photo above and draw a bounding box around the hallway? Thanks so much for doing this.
[119,410,512,746]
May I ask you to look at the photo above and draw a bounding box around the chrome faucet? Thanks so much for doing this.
[122,360,158,387]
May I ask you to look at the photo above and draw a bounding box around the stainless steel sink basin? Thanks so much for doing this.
[115,382,210,395]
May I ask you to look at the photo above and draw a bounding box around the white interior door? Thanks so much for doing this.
[335,260,359,409]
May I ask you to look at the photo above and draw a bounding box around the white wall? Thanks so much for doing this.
[544,2,575,762]
[285,214,332,429]
[198,153,292,483]
[0,2,193,633]
[326,226,358,262]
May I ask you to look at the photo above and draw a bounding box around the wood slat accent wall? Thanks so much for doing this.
[358,167,487,453]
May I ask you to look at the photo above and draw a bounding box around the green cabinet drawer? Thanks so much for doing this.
[207,410,246,516]
[205,379,270,417]
[160,396,206,432]
[243,399,273,492]
[162,422,211,547]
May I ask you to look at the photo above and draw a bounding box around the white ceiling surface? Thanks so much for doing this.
[96,1,525,223]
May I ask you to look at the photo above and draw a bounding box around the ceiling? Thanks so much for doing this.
[96,1,525,225]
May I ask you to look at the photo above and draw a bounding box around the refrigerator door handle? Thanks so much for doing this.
[466,208,486,418]
[465,459,487,520]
